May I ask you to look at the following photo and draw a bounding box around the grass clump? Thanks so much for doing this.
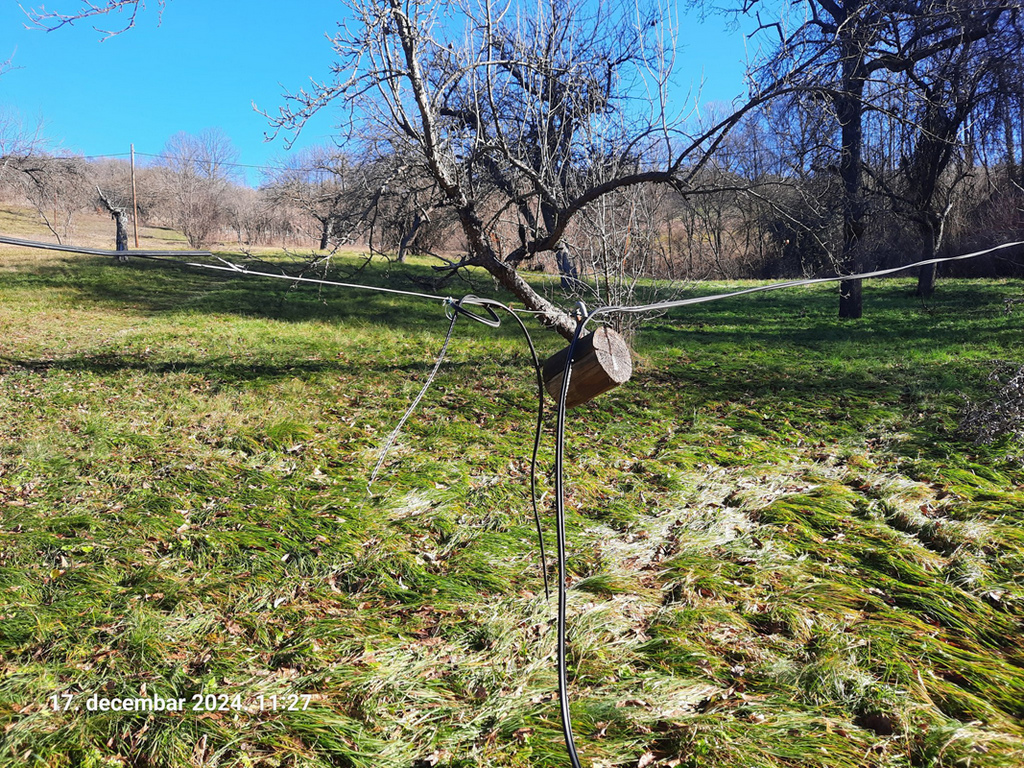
[2,234,1024,766]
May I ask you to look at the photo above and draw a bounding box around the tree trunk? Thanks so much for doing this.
[556,243,579,291]
[397,211,424,263]
[96,186,129,261]
[916,263,937,298]
[455,204,577,339]
[319,217,334,250]
[114,210,129,253]
[915,220,939,298]
[838,276,863,318]
[835,53,868,320]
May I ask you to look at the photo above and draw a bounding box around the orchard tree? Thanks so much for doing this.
[261,0,798,338]
[734,0,1020,318]
[22,0,791,338]
[878,37,999,298]
[7,154,91,244]
[158,128,240,249]
[264,145,370,250]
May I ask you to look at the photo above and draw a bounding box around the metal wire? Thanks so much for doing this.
[0,235,451,304]
[589,240,1024,320]
[367,304,460,490]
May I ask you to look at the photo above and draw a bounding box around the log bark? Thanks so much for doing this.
[543,327,633,409]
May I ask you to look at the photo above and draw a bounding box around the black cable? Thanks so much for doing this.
[554,312,587,768]
[454,297,550,601]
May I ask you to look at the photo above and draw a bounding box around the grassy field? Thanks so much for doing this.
[1,223,1024,768]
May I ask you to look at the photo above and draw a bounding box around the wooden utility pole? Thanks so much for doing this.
[130,144,140,247]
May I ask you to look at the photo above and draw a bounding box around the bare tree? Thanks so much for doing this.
[157,128,240,249]
[6,155,91,244]
[225,186,297,247]
[265,145,381,251]
[21,0,800,338]
[0,108,45,188]
[261,0,795,339]
[734,0,1019,318]
[888,49,986,298]
[89,157,141,252]
[567,182,677,335]
[359,146,450,262]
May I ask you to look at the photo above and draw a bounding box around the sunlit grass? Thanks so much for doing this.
[1,234,1024,766]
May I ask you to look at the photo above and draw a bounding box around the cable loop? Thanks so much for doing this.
[452,295,503,328]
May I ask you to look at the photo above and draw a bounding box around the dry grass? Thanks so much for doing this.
[2,206,1024,767]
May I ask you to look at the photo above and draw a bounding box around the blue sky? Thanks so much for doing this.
[1,1,754,186]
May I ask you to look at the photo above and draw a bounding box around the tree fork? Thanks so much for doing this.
[456,203,578,340]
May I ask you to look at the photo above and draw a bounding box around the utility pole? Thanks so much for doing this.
[130,144,140,248]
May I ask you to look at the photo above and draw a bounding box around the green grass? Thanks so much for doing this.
[1,239,1024,767]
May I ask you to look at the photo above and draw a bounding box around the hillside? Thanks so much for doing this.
[1,208,1024,768]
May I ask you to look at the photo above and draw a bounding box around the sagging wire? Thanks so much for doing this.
[114,238,1024,768]
[365,294,553,600]
[154,236,1024,768]
[0,235,450,304]
[592,240,1024,318]
[367,298,462,490]
[467,297,553,602]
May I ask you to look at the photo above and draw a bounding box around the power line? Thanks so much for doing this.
[55,149,355,177]
[133,151,285,173]
[130,150,355,177]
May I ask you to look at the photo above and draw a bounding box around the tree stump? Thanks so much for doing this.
[543,327,632,409]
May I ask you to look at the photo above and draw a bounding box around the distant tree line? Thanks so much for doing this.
[0,121,457,258]
[4,0,1024,331]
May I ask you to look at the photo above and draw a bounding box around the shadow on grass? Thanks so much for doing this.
[0,351,497,387]
[2,254,504,334]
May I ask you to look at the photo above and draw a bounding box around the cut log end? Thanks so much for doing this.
[542,326,633,409]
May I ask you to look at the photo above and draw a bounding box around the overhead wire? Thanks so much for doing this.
[588,240,1024,320]
[4,231,1024,768]
[544,240,1024,768]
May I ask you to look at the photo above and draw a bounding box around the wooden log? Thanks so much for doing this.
[543,326,632,409]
